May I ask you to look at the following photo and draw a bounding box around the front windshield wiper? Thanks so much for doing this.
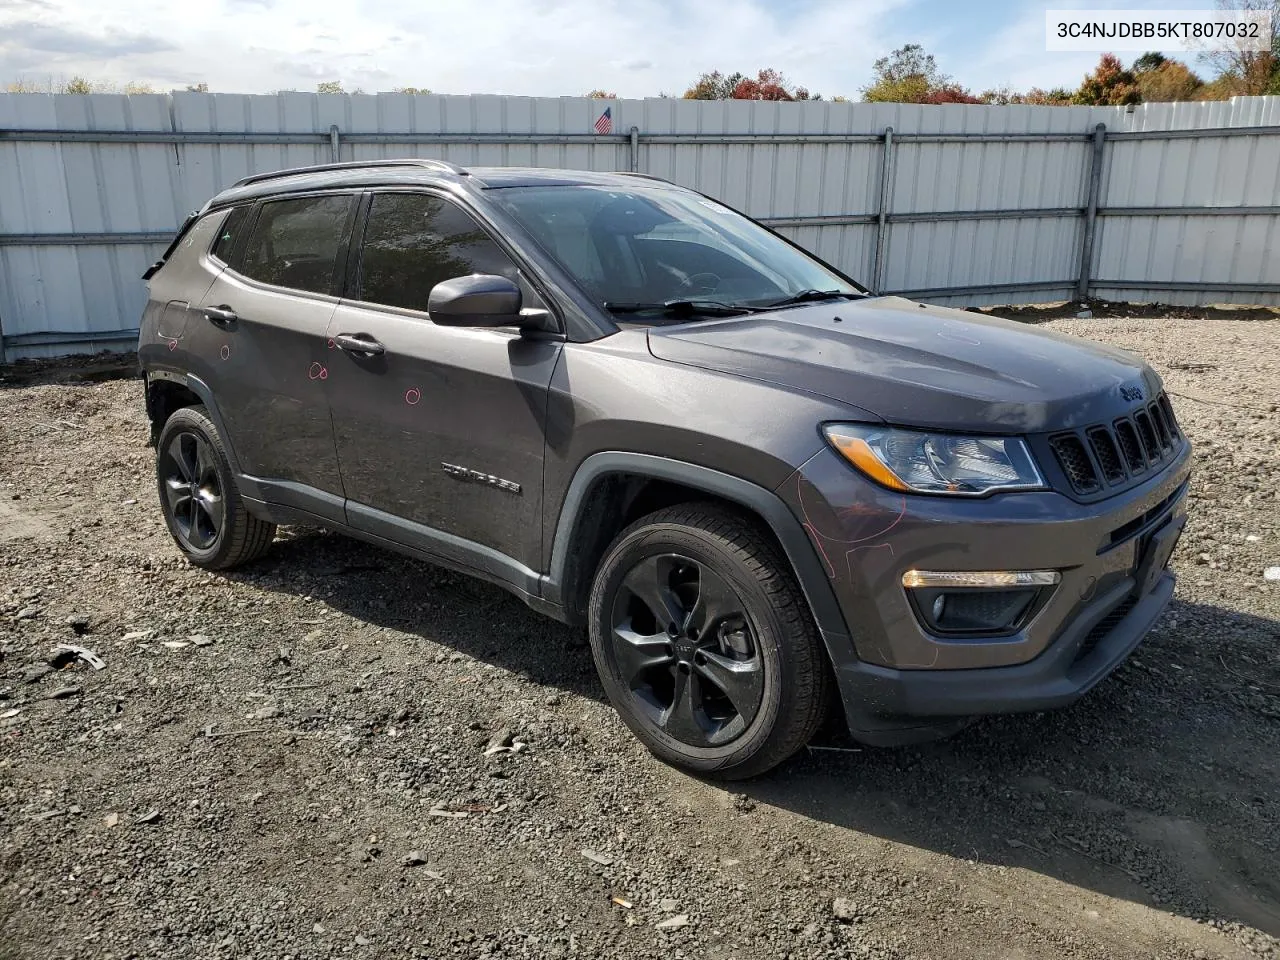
[603,299,761,317]
[764,289,864,308]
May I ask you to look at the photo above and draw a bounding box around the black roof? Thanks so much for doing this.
[206,160,670,209]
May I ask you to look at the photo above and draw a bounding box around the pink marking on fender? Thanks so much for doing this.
[405,388,421,406]
[167,339,178,351]
[308,362,327,381]
[803,522,836,579]
[220,345,231,360]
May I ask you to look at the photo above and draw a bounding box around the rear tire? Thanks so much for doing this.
[587,502,831,780]
[155,405,276,570]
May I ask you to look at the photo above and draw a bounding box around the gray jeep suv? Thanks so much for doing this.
[138,159,1191,778]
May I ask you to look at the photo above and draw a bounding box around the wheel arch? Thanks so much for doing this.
[144,370,242,474]
[543,453,855,664]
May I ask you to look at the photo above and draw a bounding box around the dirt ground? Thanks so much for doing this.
[1,315,1278,960]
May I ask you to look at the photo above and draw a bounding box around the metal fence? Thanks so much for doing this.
[2,92,1278,360]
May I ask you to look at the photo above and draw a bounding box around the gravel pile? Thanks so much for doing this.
[1,314,1277,959]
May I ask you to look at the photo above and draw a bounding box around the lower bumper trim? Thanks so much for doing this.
[839,572,1175,736]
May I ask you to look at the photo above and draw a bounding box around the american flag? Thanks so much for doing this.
[593,106,612,135]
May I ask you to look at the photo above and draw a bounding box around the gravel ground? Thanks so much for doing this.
[1,314,1277,960]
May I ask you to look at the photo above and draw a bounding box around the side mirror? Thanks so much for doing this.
[427,274,522,327]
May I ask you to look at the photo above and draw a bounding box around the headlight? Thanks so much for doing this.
[823,424,1046,496]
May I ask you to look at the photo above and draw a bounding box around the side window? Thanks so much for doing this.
[359,193,523,312]
[240,194,353,295]
[209,205,251,264]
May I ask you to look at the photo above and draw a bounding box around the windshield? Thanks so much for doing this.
[489,183,862,318]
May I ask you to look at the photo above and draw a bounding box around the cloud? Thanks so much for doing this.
[2,20,175,56]
[0,0,909,95]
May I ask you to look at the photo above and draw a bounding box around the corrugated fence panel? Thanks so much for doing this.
[1,93,1277,358]
[1096,97,1280,306]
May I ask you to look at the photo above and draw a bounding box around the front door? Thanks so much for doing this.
[194,192,357,522]
[325,190,561,583]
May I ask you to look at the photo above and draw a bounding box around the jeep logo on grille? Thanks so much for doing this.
[1120,385,1145,403]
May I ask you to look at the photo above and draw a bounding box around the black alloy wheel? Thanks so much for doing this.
[154,405,276,570]
[609,553,764,747]
[588,503,831,780]
[159,430,225,552]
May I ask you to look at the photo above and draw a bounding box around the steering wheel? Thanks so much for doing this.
[678,271,722,295]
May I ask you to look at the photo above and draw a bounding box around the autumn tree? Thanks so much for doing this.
[1073,53,1140,104]
[584,89,617,98]
[730,68,817,100]
[60,76,95,94]
[316,81,344,94]
[861,45,977,103]
[683,70,745,99]
[395,86,432,94]
[1133,53,1204,101]
[1199,0,1279,95]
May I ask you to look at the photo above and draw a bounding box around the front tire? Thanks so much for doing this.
[587,503,831,780]
[155,405,276,570]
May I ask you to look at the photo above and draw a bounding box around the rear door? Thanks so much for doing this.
[324,190,562,578]
[193,192,357,521]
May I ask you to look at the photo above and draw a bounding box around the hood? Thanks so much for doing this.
[646,297,1160,433]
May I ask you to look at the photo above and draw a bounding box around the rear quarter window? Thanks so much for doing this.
[209,205,252,264]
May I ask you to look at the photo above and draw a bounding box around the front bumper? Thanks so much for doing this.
[779,442,1191,744]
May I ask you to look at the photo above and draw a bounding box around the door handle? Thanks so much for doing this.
[205,305,238,326]
[333,332,385,356]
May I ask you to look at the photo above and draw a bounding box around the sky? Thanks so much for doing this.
[0,0,1239,97]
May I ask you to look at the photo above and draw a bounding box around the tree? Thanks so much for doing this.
[682,68,816,100]
[1073,53,1140,105]
[60,76,95,94]
[1199,0,1279,96]
[730,68,818,100]
[1132,51,1169,73]
[861,44,977,103]
[185,82,209,93]
[394,86,431,94]
[316,81,344,94]
[683,70,745,99]
[1135,57,1204,101]
[921,83,982,104]
[123,81,154,95]
[5,78,45,93]
[584,89,617,98]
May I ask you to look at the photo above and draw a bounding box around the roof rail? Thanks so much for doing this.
[232,158,469,188]
[613,171,671,183]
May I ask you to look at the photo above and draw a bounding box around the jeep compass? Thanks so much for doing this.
[138,159,1190,778]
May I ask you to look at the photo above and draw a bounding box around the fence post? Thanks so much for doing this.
[1076,122,1107,302]
[329,124,341,163]
[871,126,895,295]
[629,125,640,172]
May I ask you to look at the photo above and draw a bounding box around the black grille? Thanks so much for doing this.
[1049,434,1100,494]
[1114,419,1146,473]
[1047,391,1181,496]
[1134,410,1160,461]
[1074,596,1138,664]
[1088,428,1126,484]
[1148,402,1172,449]
[1157,393,1179,440]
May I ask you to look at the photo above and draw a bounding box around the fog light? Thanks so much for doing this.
[903,570,1059,636]
[932,595,947,621]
